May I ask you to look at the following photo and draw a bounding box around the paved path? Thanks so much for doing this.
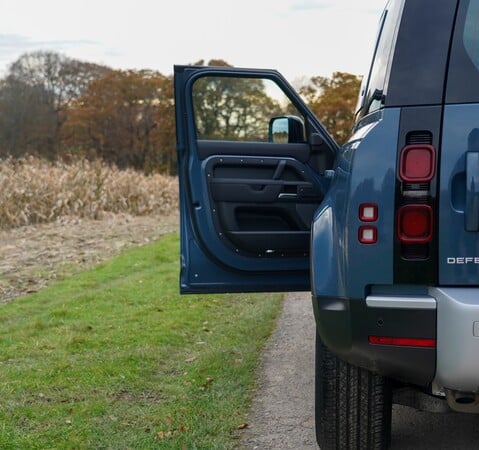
[240,291,317,449]
[240,292,479,449]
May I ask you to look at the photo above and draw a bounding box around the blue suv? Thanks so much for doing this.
[174,0,479,447]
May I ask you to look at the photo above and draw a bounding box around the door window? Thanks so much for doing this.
[192,76,305,142]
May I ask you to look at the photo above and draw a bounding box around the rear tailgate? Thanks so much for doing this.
[440,0,479,285]
[439,105,479,284]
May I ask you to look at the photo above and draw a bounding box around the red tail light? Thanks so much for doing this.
[399,144,435,182]
[397,205,433,243]
[369,335,436,348]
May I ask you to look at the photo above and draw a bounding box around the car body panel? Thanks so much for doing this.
[311,109,399,300]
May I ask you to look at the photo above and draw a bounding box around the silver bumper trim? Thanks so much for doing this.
[366,295,436,309]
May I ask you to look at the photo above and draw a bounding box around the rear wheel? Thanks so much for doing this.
[315,332,392,449]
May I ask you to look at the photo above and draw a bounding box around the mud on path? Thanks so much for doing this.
[0,213,178,304]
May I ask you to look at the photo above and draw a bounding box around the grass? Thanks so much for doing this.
[0,233,283,449]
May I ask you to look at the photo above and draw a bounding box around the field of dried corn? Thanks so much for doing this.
[0,157,179,303]
[0,157,178,229]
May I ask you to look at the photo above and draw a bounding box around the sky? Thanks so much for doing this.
[0,0,387,83]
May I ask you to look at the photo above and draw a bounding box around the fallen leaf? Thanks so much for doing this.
[200,376,214,390]
[156,431,171,441]
[237,423,248,430]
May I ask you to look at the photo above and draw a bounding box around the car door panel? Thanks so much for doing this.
[175,65,338,293]
[206,154,323,255]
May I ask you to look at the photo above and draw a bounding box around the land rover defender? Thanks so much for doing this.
[174,0,479,447]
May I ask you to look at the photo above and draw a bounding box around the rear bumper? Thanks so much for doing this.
[314,287,479,392]
[432,287,479,393]
[313,293,437,386]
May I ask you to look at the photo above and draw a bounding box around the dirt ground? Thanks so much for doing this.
[0,213,178,304]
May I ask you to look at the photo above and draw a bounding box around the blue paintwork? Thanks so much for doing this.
[439,104,479,285]
[175,65,338,293]
[176,64,401,296]
[311,109,400,299]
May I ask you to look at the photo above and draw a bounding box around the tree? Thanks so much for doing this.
[191,60,284,142]
[0,51,110,158]
[64,70,176,174]
[300,72,362,144]
[0,78,53,157]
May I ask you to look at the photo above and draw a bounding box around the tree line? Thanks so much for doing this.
[0,52,361,175]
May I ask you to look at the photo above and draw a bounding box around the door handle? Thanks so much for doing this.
[466,152,479,231]
[278,193,298,199]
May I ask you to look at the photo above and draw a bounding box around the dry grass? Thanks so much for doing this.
[0,157,178,229]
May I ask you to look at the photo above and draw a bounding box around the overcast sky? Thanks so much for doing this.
[0,0,387,82]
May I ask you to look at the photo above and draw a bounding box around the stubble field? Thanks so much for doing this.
[0,157,179,303]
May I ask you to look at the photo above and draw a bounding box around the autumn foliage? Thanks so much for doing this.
[0,52,176,174]
[0,52,361,174]
[64,70,175,174]
[300,72,362,144]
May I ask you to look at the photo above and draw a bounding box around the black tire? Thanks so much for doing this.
[315,332,392,449]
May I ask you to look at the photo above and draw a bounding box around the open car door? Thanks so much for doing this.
[175,65,338,293]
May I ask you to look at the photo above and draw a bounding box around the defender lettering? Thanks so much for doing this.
[447,257,479,264]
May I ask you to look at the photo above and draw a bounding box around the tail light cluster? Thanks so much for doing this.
[357,137,436,255]
[397,141,436,258]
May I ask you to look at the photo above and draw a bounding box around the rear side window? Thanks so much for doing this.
[447,0,479,103]
[464,0,479,66]
[387,0,457,107]
[358,0,404,116]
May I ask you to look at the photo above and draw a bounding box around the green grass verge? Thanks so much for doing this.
[0,233,283,449]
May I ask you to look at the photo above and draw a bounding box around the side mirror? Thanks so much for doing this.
[269,116,305,143]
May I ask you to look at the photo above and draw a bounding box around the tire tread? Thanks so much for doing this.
[315,334,392,449]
